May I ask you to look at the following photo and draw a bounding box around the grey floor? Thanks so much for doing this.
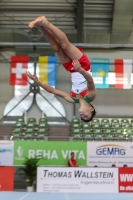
[0,192,133,200]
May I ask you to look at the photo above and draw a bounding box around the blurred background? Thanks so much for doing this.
[0,0,133,121]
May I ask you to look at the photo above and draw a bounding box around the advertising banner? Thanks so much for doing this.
[37,167,118,193]
[87,142,133,167]
[119,168,133,193]
[14,141,86,166]
[0,167,14,191]
[0,141,14,166]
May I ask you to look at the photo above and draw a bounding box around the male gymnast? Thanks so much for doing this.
[26,16,96,122]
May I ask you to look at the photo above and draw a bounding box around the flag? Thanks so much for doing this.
[115,59,132,89]
[91,58,110,88]
[38,56,57,86]
[10,56,29,86]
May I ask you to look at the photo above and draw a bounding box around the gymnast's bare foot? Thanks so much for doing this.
[28,16,48,28]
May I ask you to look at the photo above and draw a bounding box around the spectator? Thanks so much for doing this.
[123,164,128,168]
[111,164,116,168]
[68,152,78,167]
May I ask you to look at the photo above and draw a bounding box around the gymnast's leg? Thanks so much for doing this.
[28,16,83,61]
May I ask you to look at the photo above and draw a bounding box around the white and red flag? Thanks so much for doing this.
[10,56,29,85]
[115,59,132,89]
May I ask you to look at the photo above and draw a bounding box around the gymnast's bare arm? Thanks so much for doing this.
[26,71,74,103]
[72,60,96,101]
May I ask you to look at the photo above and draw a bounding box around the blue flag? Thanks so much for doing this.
[91,58,109,88]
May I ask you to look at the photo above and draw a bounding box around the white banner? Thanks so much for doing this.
[0,141,14,166]
[37,167,118,193]
[87,142,133,167]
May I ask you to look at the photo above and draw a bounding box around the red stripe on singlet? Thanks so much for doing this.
[70,89,88,98]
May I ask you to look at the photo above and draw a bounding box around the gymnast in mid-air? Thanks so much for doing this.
[26,16,96,122]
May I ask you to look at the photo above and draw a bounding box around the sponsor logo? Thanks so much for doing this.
[28,150,85,160]
[42,170,114,179]
[15,146,25,160]
[96,144,126,155]
[119,168,133,192]
[15,147,85,160]
[0,149,12,153]
[120,174,133,182]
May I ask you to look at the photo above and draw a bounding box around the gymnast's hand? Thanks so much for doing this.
[26,71,39,82]
[72,60,83,73]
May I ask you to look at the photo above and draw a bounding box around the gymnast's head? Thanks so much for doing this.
[78,103,96,122]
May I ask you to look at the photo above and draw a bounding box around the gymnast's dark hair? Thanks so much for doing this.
[81,104,96,123]
[71,152,74,155]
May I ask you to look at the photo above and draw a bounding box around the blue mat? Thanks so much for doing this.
[0,192,133,200]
